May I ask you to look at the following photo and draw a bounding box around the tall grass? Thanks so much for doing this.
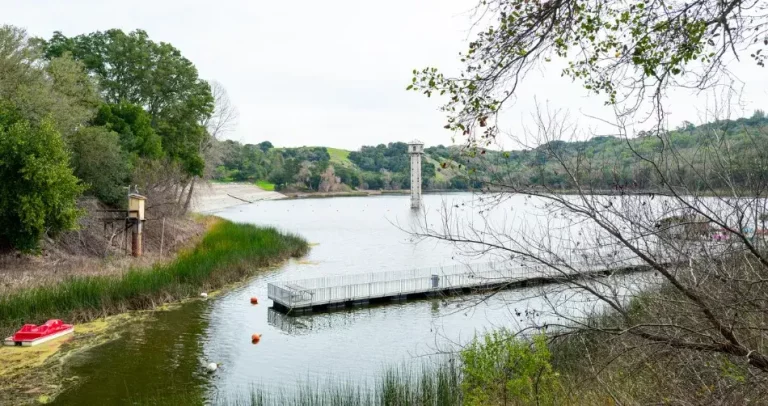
[0,220,308,337]
[226,361,462,406]
[255,180,276,191]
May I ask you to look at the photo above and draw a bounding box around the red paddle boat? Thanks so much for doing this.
[4,319,74,347]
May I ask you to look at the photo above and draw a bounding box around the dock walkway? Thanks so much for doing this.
[268,258,649,312]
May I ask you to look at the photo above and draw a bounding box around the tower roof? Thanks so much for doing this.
[408,139,424,145]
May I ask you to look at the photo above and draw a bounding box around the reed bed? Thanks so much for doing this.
[0,219,308,337]
[225,361,462,406]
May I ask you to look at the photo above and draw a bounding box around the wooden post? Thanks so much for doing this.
[128,193,147,257]
[132,220,143,257]
[160,217,166,256]
[124,223,129,255]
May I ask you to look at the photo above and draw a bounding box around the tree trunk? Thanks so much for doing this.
[176,179,189,216]
[183,177,196,214]
[178,180,188,205]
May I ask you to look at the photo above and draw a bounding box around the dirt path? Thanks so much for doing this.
[191,182,285,213]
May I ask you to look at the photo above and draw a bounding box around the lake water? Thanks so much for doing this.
[53,193,641,405]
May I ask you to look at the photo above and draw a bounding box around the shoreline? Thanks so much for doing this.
[280,189,467,200]
[192,182,286,213]
[0,218,308,338]
[282,190,406,199]
[195,185,462,206]
[0,218,309,404]
[0,201,208,296]
[192,183,738,212]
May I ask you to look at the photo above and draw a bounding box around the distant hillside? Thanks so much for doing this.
[327,147,352,167]
[211,111,768,192]
[481,112,768,190]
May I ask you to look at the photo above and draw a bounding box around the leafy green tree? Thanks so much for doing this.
[93,102,162,159]
[280,146,330,162]
[334,165,361,188]
[306,160,330,190]
[398,172,412,189]
[0,25,41,97]
[41,29,214,176]
[69,126,130,206]
[349,142,409,172]
[41,29,210,117]
[410,0,765,145]
[363,172,384,190]
[267,169,291,191]
[421,160,436,187]
[44,53,100,137]
[461,330,562,406]
[214,141,276,182]
[0,115,85,251]
[449,176,469,190]
[750,109,766,124]
[258,141,274,152]
[268,159,301,190]
[155,87,212,177]
[1,26,98,139]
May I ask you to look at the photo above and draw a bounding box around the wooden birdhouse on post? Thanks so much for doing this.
[128,193,146,257]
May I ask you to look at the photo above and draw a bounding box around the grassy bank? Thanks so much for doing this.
[0,219,308,338]
[222,330,561,406]
[255,180,276,191]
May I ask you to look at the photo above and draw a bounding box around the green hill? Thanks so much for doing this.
[327,147,352,167]
[211,112,768,192]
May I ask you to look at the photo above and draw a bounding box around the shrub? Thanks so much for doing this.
[92,102,162,159]
[0,116,85,251]
[461,330,563,406]
[69,126,130,206]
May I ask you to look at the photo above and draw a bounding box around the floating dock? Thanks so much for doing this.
[268,259,649,313]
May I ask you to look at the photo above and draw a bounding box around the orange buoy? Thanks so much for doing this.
[250,297,259,305]
[251,333,262,344]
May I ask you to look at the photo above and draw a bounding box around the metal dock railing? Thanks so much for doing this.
[268,258,647,312]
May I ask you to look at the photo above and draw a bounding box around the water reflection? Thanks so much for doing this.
[50,193,662,403]
[53,301,211,405]
[267,306,361,335]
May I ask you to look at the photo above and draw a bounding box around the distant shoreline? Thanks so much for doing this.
[280,189,471,200]
[192,182,286,212]
[199,183,715,208]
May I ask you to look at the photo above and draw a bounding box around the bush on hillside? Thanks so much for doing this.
[92,102,163,160]
[0,116,85,251]
[69,126,130,206]
[461,330,563,406]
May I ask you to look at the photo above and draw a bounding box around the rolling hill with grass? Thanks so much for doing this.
[211,112,768,192]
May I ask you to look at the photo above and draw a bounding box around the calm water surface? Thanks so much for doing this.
[54,193,615,405]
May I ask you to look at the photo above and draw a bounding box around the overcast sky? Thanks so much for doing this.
[5,0,768,150]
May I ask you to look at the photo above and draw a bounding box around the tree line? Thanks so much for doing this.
[211,141,439,191]
[0,25,227,251]
[472,111,768,192]
[211,114,768,195]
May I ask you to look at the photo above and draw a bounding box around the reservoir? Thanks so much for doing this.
[53,193,635,404]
